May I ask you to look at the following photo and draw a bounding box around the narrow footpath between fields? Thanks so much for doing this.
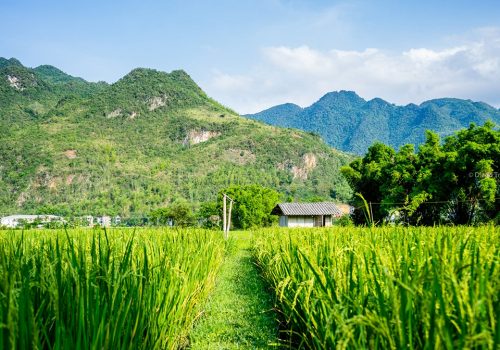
[189,233,279,349]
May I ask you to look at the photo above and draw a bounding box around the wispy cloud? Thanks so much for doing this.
[206,28,500,114]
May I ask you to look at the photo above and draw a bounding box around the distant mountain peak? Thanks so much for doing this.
[1,64,42,92]
[317,90,365,105]
[119,67,198,88]
[169,69,192,78]
[34,64,68,76]
[87,67,216,117]
[260,102,303,113]
[246,91,500,154]
[244,102,303,127]
[367,97,390,105]
[121,67,162,79]
[322,90,360,99]
[0,57,23,69]
[33,64,89,86]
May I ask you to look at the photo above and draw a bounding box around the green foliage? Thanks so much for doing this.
[150,199,195,227]
[333,214,354,226]
[253,226,500,349]
[247,91,500,154]
[150,207,171,225]
[342,122,500,225]
[219,185,281,229]
[197,201,220,229]
[341,142,395,223]
[168,200,196,227]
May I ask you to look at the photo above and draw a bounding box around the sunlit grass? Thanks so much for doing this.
[0,227,226,349]
[252,226,500,349]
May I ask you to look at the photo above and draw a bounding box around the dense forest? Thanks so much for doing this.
[342,122,500,225]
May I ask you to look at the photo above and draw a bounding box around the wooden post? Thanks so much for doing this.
[223,194,227,238]
[227,199,233,239]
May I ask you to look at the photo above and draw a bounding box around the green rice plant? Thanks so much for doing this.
[0,228,226,349]
[253,226,500,349]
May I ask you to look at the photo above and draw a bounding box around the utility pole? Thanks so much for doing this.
[227,199,233,239]
[222,193,235,240]
[223,194,227,238]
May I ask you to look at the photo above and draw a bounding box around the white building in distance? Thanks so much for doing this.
[96,216,112,227]
[0,215,64,228]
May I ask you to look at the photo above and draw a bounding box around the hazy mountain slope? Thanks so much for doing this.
[252,103,303,127]
[0,58,353,217]
[246,91,500,154]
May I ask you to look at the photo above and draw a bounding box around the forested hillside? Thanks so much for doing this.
[0,58,352,217]
[246,91,500,154]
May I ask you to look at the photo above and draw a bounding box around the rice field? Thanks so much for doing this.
[0,228,226,350]
[253,226,500,349]
[2,226,499,349]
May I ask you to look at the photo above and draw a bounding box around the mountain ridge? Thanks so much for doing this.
[246,91,500,154]
[0,58,353,217]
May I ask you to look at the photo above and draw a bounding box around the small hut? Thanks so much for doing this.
[271,202,343,227]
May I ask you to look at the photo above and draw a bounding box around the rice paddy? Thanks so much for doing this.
[253,226,500,349]
[0,228,226,349]
[1,226,499,349]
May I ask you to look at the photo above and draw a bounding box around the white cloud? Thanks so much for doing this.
[205,28,500,114]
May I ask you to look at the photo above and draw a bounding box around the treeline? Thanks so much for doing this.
[1,184,280,230]
[341,122,499,225]
[150,184,280,230]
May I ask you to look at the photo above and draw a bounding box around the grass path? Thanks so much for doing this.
[189,233,278,349]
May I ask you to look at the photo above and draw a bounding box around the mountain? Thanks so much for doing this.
[245,91,500,154]
[0,58,353,217]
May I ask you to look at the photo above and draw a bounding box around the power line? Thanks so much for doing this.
[353,197,500,210]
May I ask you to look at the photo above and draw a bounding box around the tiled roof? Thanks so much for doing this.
[272,202,343,216]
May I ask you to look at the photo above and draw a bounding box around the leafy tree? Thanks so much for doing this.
[197,201,220,229]
[379,144,418,223]
[150,208,171,226]
[150,199,195,227]
[407,131,450,225]
[441,122,499,224]
[219,185,280,229]
[168,200,195,227]
[341,142,395,224]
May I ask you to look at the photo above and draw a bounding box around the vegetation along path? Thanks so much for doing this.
[189,232,278,349]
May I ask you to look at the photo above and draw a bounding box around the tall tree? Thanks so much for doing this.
[442,122,499,224]
[341,142,395,224]
[219,185,280,229]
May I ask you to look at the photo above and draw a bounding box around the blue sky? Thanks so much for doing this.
[1,0,500,113]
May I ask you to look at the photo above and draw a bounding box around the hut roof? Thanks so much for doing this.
[271,202,343,216]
